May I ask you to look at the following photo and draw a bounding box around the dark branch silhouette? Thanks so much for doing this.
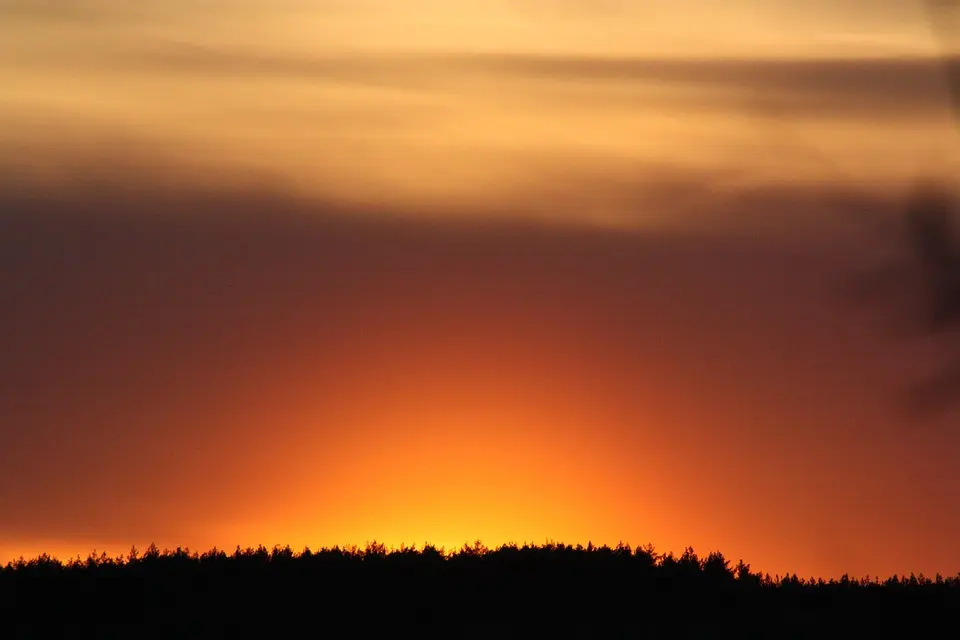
[902,180,960,333]
[736,0,960,416]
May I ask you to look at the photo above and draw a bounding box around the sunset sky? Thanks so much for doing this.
[2,1,960,580]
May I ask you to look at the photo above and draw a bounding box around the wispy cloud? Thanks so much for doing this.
[12,41,957,120]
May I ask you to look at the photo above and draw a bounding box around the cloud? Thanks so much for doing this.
[7,38,955,226]
[10,38,958,120]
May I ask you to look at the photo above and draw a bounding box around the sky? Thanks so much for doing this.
[2,1,960,580]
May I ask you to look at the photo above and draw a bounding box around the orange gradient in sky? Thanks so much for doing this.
[2,0,960,582]
[3,197,956,582]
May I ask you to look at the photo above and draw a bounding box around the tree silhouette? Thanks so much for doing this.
[3,540,956,636]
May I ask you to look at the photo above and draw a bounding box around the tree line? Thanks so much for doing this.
[3,541,957,637]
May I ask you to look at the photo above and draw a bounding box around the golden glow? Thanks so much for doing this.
[3,0,960,582]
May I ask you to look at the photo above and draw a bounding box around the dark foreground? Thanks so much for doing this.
[3,542,957,638]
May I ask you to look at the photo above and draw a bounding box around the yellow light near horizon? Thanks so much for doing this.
[3,0,960,585]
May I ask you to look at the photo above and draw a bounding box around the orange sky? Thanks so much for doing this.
[2,1,960,580]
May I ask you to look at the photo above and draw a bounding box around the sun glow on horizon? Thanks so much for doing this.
[3,0,960,585]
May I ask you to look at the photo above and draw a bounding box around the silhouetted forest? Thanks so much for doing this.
[3,541,958,637]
